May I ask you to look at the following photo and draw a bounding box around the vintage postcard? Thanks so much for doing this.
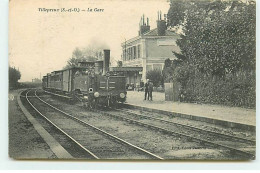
[9,0,256,160]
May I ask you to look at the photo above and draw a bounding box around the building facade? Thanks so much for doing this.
[120,14,180,85]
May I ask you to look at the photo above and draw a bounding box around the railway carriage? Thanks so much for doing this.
[42,49,127,108]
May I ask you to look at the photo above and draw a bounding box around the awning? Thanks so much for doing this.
[109,67,143,72]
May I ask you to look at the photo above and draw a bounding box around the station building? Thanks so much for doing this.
[111,13,180,87]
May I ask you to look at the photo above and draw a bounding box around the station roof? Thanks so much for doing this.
[143,28,179,36]
[121,28,179,46]
[110,67,143,72]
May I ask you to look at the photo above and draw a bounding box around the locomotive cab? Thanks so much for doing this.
[96,73,127,106]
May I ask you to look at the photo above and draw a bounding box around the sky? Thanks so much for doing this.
[9,0,170,82]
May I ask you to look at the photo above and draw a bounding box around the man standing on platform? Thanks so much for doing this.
[144,79,149,100]
[148,80,153,101]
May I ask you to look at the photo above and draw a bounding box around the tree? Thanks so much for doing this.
[64,43,108,69]
[167,0,189,27]
[166,0,256,107]
[169,0,255,77]
[146,69,163,87]
[9,66,21,88]
[117,61,123,67]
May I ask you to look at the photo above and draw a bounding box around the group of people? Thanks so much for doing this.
[144,79,153,101]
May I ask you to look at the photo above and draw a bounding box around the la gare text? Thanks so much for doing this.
[38,8,104,13]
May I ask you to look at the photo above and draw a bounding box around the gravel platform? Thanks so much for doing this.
[8,89,56,159]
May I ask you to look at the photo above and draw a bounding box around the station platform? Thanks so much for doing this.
[125,91,256,130]
[8,89,72,159]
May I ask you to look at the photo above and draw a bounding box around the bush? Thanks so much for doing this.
[166,0,256,108]
[178,68,255,108]
[146,69,164,87]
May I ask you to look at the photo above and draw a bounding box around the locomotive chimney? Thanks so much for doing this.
[103,49,110,75]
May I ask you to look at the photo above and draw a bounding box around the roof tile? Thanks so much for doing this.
[143,28,178,36]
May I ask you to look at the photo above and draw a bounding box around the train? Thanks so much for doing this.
[42,49,127,108]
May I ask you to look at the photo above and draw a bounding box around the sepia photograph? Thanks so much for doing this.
[8,0,256,161]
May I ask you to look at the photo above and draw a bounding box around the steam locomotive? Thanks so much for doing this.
[42,49,127,108]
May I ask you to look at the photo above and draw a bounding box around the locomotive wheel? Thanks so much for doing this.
[112,99,118,108]
[109,97,118,108]
[112,102,118,109]
[89,101,95,109]
[89,98,97,109]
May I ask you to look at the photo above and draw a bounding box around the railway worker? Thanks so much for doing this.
[148,80,153,101]
[144,79,149,100]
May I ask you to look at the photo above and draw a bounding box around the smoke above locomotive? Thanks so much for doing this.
[42,49,127,108]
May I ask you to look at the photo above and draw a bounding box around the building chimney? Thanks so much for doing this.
[103,49,110,75]
[139,15,150,35]
[157,11,167,36]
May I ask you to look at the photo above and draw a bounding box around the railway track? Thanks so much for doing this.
[119,108,256,145]
[36,90,232,160]
[31,89,255,160]
[23,89,163,160]
[23,89,98,159]
[93,107,255,160]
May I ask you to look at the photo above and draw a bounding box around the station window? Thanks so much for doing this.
[130,47,132,60]
[127,48,130,60]
[128,48,131,60]
[137,45,141,58]
[130,48,132,60]
[124,45,140,61]
[133,46,136,59]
